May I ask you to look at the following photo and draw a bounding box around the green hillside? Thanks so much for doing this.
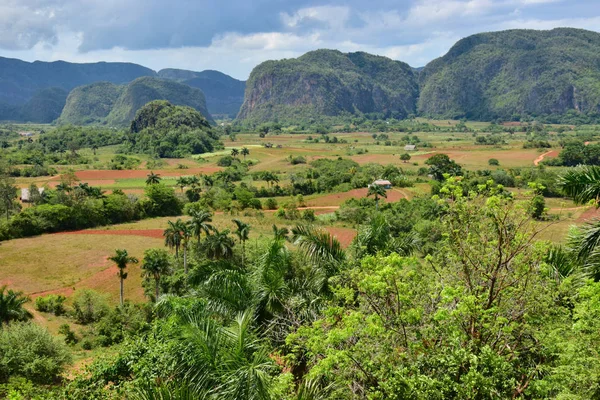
[0,57,155,122]
[236,49,419,124]
[58,77,214,127]
[158,69,245,118]
[418,28,600,122]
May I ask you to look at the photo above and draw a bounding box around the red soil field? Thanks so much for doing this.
[533,150,559,166]
[324,227,357,248]
[65,167,222,180]
[308,188,407,206]
[577,207,600,223]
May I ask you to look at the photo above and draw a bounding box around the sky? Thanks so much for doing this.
[1,0,600,80]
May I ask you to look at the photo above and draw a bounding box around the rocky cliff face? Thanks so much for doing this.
[418,28,600,121]
[237,50,419,123]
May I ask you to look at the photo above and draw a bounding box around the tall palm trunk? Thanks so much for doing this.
[155,276,160,301]
[183,245,188,275]
[120,277,124,306]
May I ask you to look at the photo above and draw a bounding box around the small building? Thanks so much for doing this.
[372,179,392,189]
[20,187,44,202]
[404,144,417,151]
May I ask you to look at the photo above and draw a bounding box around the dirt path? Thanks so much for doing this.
[534,150,559,166]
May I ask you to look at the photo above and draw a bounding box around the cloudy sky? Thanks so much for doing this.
[2,0,600,80]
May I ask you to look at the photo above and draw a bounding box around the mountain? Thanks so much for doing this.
[0,56,155,122]
[418,28,600,122]
[237,50,419,124]
[158,68,245,118]
[58,77,214,127]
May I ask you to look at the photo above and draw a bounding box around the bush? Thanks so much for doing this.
[71,289,109,325]
[488,158,500,166]
[58,324,78,345]
[217,155,234,167]
[0,322,72,384]
[265,198,278,210]
[301,209,316,222]
[80,338,94,350]
[35,294,66,316]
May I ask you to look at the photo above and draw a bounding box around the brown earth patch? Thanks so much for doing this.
[66,167,222,180]
[324,227,357,248]
[308,188,407,206]
[577,207,600,223]
[56,229,164,239]
[533,150,559,166]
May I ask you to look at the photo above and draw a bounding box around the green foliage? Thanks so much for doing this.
[0,322,72,384]
[488,158,500,166]
[419,28,600,123]
[125,100,219,158]
[238,49,419,124]
[425,153,463,181]
[0,286,31,326]
[143,183,182,217]
[34,295,66,316]
[71,289,109,325]
[59,77,214,127]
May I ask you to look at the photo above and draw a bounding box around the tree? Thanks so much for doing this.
[488,158,500,166]
[400,153,411,163]
[0,286,32,326]
[232,219,251,267]
[241,147,250,160]
[141,248,171,301]
[164,220,184,258]
[188,208,214,244]
[425,153,463,181]
[0,176,18,221]
[204,228,235,260]
[146,171,162,185]
[176,176,189,193]
[108,249,139,306]
[367,184,387,209]
[231,148,239,158]
[558,165,600,206]
[92,144,98,155]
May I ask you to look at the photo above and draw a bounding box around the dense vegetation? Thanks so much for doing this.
[419,28,600,123]
[124,100,220,157]
[158,69,246,118]
[59,77,214,127]
[237,50,419,125]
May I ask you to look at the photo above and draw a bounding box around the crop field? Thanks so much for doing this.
[2,121,592,312]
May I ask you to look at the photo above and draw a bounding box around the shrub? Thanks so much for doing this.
[265,198,278,210]
[80,338,94,350]
[71,289,109,325]
[302,209,316,222]
[35,294,66,316]
[217,155,234,167]
[0,322,72,384]
[58,324,78,345]
[488,158,500,166]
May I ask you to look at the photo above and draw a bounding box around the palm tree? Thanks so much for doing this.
[141,248,171,301]
[231,148,240,158]
[164,220,184,258]
[0,286,32,326]
[146,171,162,185]
[272,224,289,241]
[232,219,251,267]
[108,249,139,306]
[558,165,600,206]
[202,174,214,189]
[181,222,192,276]
[188,208,214,244]
[204,229,235,260]
[291,224,346,294]
[241,147,250,160]
[176,176,189,193]
[367,183,387,210]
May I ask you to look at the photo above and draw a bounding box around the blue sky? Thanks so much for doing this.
[2,0,600,80]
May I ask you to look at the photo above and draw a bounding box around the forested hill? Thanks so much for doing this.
[158,69,246,118]
[58,77,214,127]
[418,28,600,122]
[236,49,419,124]
[0,57,155,121]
